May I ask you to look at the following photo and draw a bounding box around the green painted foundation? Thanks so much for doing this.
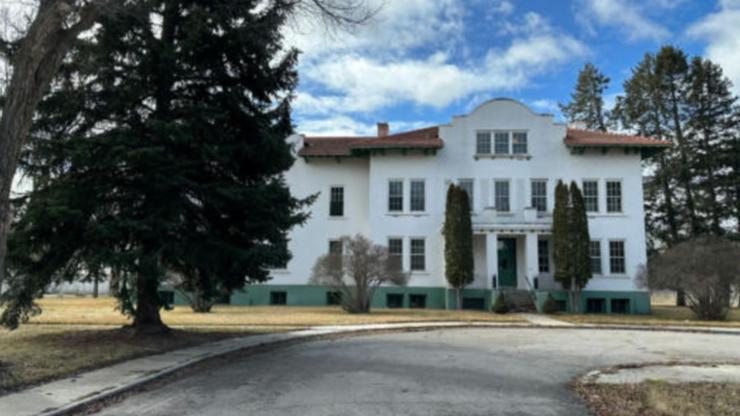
[167,284,651,314]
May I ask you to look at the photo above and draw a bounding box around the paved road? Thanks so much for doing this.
[94,328,740,416]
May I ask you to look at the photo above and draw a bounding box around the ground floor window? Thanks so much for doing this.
[410,238,425,271]
[270,291,287,305]
[537,239,550,273]
[611,298,630,314]
[387,293,404,308]
[326,291,342,305]
[409,294,427,308]
[586,298,606,313]
[609,240,626,274]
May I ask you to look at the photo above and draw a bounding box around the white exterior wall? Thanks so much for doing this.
[274,99,649,292]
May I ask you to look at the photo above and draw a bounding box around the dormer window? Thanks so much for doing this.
[512,132,528,154]
[494,132,509,154]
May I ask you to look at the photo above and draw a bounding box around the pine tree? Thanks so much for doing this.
[685,57,740,236]
[552,181,572,289]
[1,1,312,331]
[443,185,474,310]
[560,63,610,131]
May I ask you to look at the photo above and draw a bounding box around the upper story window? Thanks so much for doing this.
[410,180,426,212]
[458,179,474,209]
[531,179,547,212]
[329,186,344,217]
[329,239,343,255]
[494,132,509,154]
[410,238,426,271]
[512,132,528,154]
[583,180,599,213]
[494,180,510,212]
[606,180,622,213]
[476,132,491,154]
[388,180,403,212]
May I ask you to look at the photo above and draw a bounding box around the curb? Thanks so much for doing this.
[5,321,740,416]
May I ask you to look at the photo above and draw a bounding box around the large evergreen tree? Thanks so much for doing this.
[1,0,312,331]
[685,57,740,236]
[443,184,474,310]
[560,63,610,131]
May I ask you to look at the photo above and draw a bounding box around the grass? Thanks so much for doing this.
[27,296,524,327]
[0,325,282,395]
[0,296,520,394]
[557,305,740,328]
[576,381,740,416]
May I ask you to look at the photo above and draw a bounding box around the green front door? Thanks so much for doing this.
[497,238,517,288]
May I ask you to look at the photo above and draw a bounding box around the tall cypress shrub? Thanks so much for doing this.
[570,182,593,310]
[553,180,572,290]
[443,185,474,309]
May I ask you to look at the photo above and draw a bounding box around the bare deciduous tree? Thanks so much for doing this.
[311,235,408,313]
[648,236,740,320]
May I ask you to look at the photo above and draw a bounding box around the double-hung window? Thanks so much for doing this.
[458,179,474,209]
[606,180,622,213]
[388,180,403,212]
[531,179,547,212]
[329,186,344,217]
[328,240,343,256]
[590,241,602,275]
[388,238,403,270]
[494,132,510,154]
[512,132,528,154]
[476,132,491,154]
[583,180,599,213]
[410,180,425,212]
[537,239,550,273]
[410,238,425,271]
[494,180,510,212]
[609,240,626,274]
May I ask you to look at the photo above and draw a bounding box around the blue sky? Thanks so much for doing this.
[284,0,740,136]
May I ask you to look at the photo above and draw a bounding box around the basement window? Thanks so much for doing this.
[611,298,630,314]
[586,298,606,314]
[409,294,427,309]
[387,293,404,308]
[326,291,342,306]
[270,291,287,305]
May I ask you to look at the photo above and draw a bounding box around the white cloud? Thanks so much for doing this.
[295,11,588,116]
[575,0,671,42]
[687,1,740,95]
[530,99,559,113]
[296,116,433,136]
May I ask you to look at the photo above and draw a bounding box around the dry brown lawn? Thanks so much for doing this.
[27,296,524,327]
[558,305,740,328]
[576,381,740,416]
[0,325,280,395]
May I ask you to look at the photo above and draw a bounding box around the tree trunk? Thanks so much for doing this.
[570,277,578,313]
[133,274,167,333]
[676,289,686,307]
[92,274,99,298]
[456,288,462,310]
[0,1,105,288]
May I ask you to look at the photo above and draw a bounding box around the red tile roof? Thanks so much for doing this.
[298,126,443,157]
[564,128,671,148]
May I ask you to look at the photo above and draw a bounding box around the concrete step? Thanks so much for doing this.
[501,289,537,312]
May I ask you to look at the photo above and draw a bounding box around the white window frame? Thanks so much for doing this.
[387,237,404,271]
[512,131,528,155]
[409,179,426,212]
[494,179,511,212]
[531,179,547,213]
[582,179,599,213]
[476,131,492,154]
[409,237,426,272]
[606,179,623,214]
[329,185,345,218]
[589,240,602,276]
[493,131,510,155]
[608,239,626,275]
[328,239,343,255]
[388,179,404,213]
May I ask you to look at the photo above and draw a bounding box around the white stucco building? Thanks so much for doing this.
[231,98,670,313]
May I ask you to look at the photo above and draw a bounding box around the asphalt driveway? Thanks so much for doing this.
[94,328,740,416]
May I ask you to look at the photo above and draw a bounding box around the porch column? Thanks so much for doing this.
[485,232,498,289]
[525,232,539,289]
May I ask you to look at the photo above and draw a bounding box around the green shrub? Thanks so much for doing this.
[492,292,509,314]
[541,293,559,314]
